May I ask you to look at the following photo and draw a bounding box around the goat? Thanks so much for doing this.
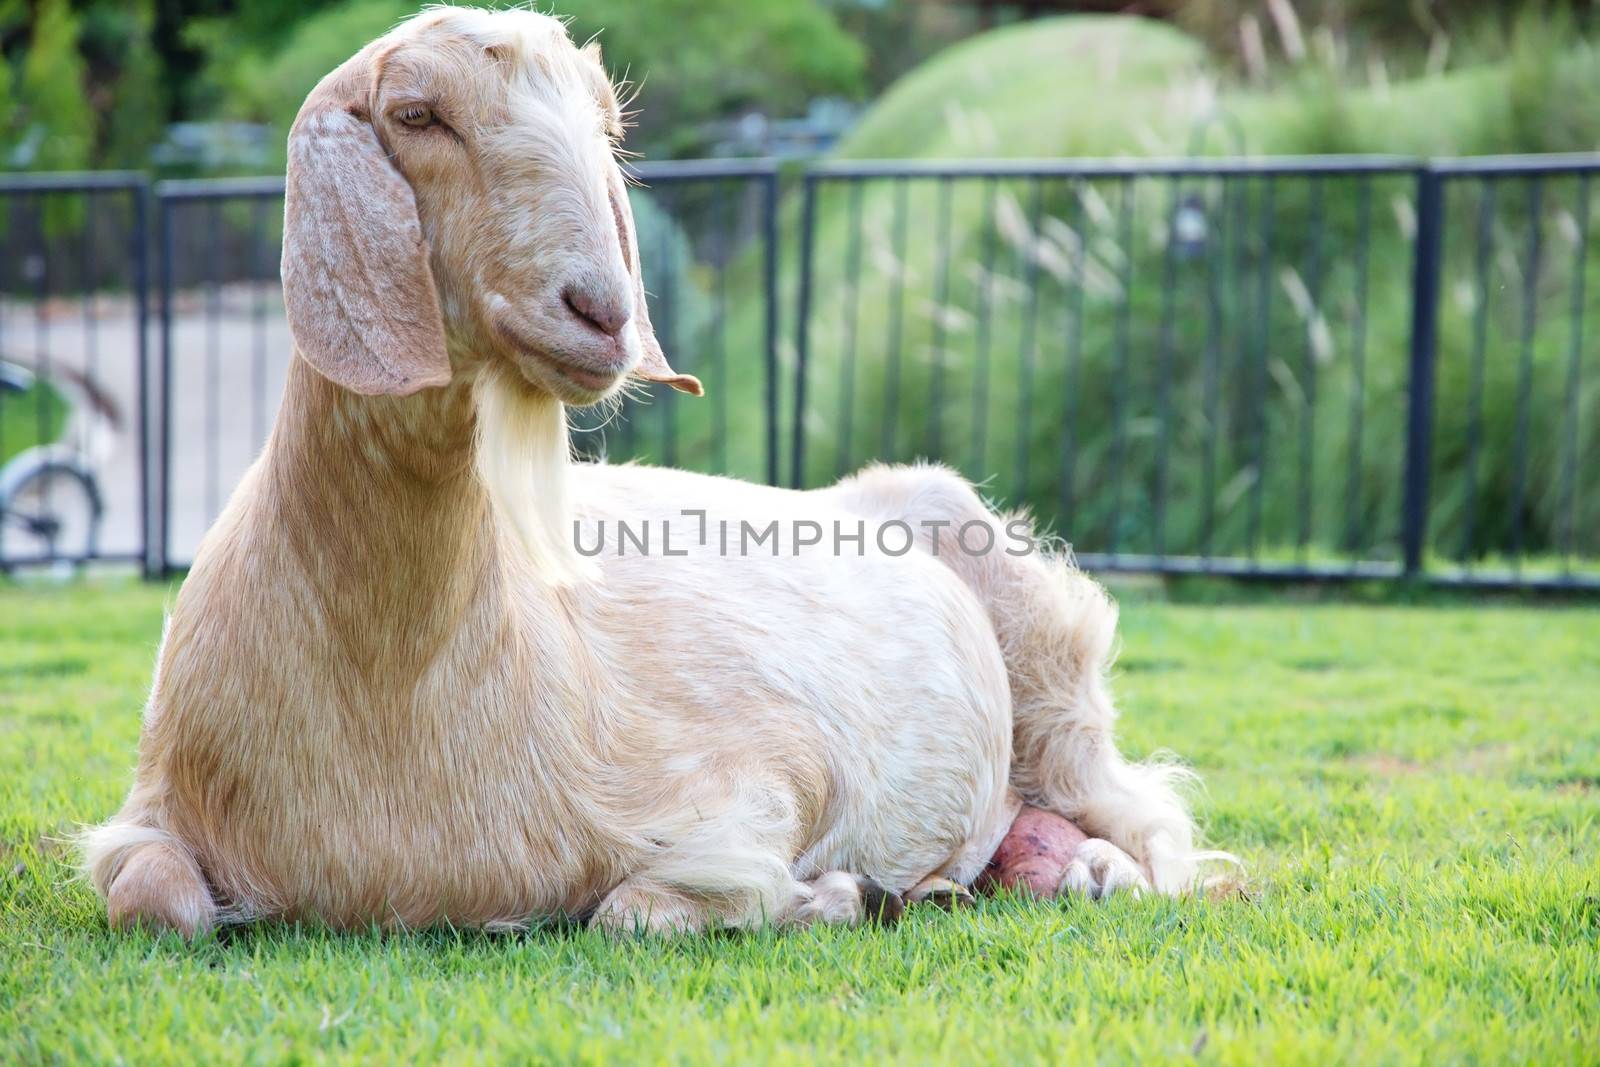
[82,6,1218,937]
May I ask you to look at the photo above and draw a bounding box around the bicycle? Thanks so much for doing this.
[0,360,104,570]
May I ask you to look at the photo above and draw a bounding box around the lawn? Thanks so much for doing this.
[2,580,1597,1064]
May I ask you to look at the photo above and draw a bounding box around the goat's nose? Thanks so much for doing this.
[561,285,629,338]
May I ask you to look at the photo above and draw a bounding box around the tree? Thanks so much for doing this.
[15,0,93,170]
[193,0,867,160]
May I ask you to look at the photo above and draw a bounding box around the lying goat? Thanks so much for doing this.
[84,6,1222,936]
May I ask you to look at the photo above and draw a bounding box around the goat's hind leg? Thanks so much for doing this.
[826,464,1211,896]
[997,572,1208,895]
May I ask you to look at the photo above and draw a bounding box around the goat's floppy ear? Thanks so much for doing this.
[606,163,703,397]
[281,57,450,397]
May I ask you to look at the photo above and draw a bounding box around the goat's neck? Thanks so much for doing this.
[259,357,574,668]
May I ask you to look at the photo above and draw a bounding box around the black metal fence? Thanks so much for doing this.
[0,173,150,571]
[794,155,1600,589]
[1422,157,1599,588]
[0,155,1596,590]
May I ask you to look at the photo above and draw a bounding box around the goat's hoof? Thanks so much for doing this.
[1058,838,1150,900]
[857,877,905,926]
[906,876,974,910]
[105,842,216,938]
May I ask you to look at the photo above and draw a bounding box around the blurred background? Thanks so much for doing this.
[5,0,1600,171]
[1,0,1598,588]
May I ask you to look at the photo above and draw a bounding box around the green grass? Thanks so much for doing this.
[3,580,1597,1064]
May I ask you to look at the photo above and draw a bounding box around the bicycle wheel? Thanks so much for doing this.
[1,460,103,566]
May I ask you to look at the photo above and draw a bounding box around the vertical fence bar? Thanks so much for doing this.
[1507,177,1545,572]
[1199,177,1227,561]
[1152,174,1181,558]
[205,200,223,524]
[1015,177,1044,488]
[762,169,780,487]
[1460,180,1496,565]
[157,191,175,576]
[970,177,998,475]
[1343,174,1373,564]
[31,192,51,539]
[1247,177,1276,562]
[1298,175,1325,559]
[835,180,864,477]
[1061,179,1087,533]
[1560,174,1590,571]
[657,192,677,468]
[131,184,155,577]
[790,173,818,488]
[81,196,99,404]
[1402,167,1445,578]
[881,178,909,460]
[712,180,732,474]
[1106,177,1135,555]
[927,177,954,460]
[1226,176,1254,558]
[250,197,270,452]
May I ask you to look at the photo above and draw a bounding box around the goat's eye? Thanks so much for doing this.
[397,105,436,128]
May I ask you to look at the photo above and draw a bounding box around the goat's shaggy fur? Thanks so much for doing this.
[82,6,1224,936]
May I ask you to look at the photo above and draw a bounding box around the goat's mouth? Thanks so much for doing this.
[537,353,620,392]
[490,314,629,399]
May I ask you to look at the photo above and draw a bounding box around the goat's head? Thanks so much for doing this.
[280,6,701,406]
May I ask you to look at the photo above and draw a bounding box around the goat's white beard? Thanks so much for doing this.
[473,364,598,586]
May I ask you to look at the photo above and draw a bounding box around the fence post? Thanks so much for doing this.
[1402,166,1444,578]
[789,172,818,489]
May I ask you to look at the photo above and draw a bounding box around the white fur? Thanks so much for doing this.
[473,364,595,584]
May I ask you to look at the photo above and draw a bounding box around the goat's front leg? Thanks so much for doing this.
[590,871,903,936]
[81,822,217,937]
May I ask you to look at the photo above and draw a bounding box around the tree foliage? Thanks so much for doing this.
[192,0,867,160]
[1,0,165,170]
[15,0,92,169]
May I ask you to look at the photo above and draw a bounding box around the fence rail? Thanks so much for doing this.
[0,155,1595,591]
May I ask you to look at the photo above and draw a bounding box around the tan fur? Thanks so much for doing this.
[81,7,1225,937]
[282,56,451,397]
